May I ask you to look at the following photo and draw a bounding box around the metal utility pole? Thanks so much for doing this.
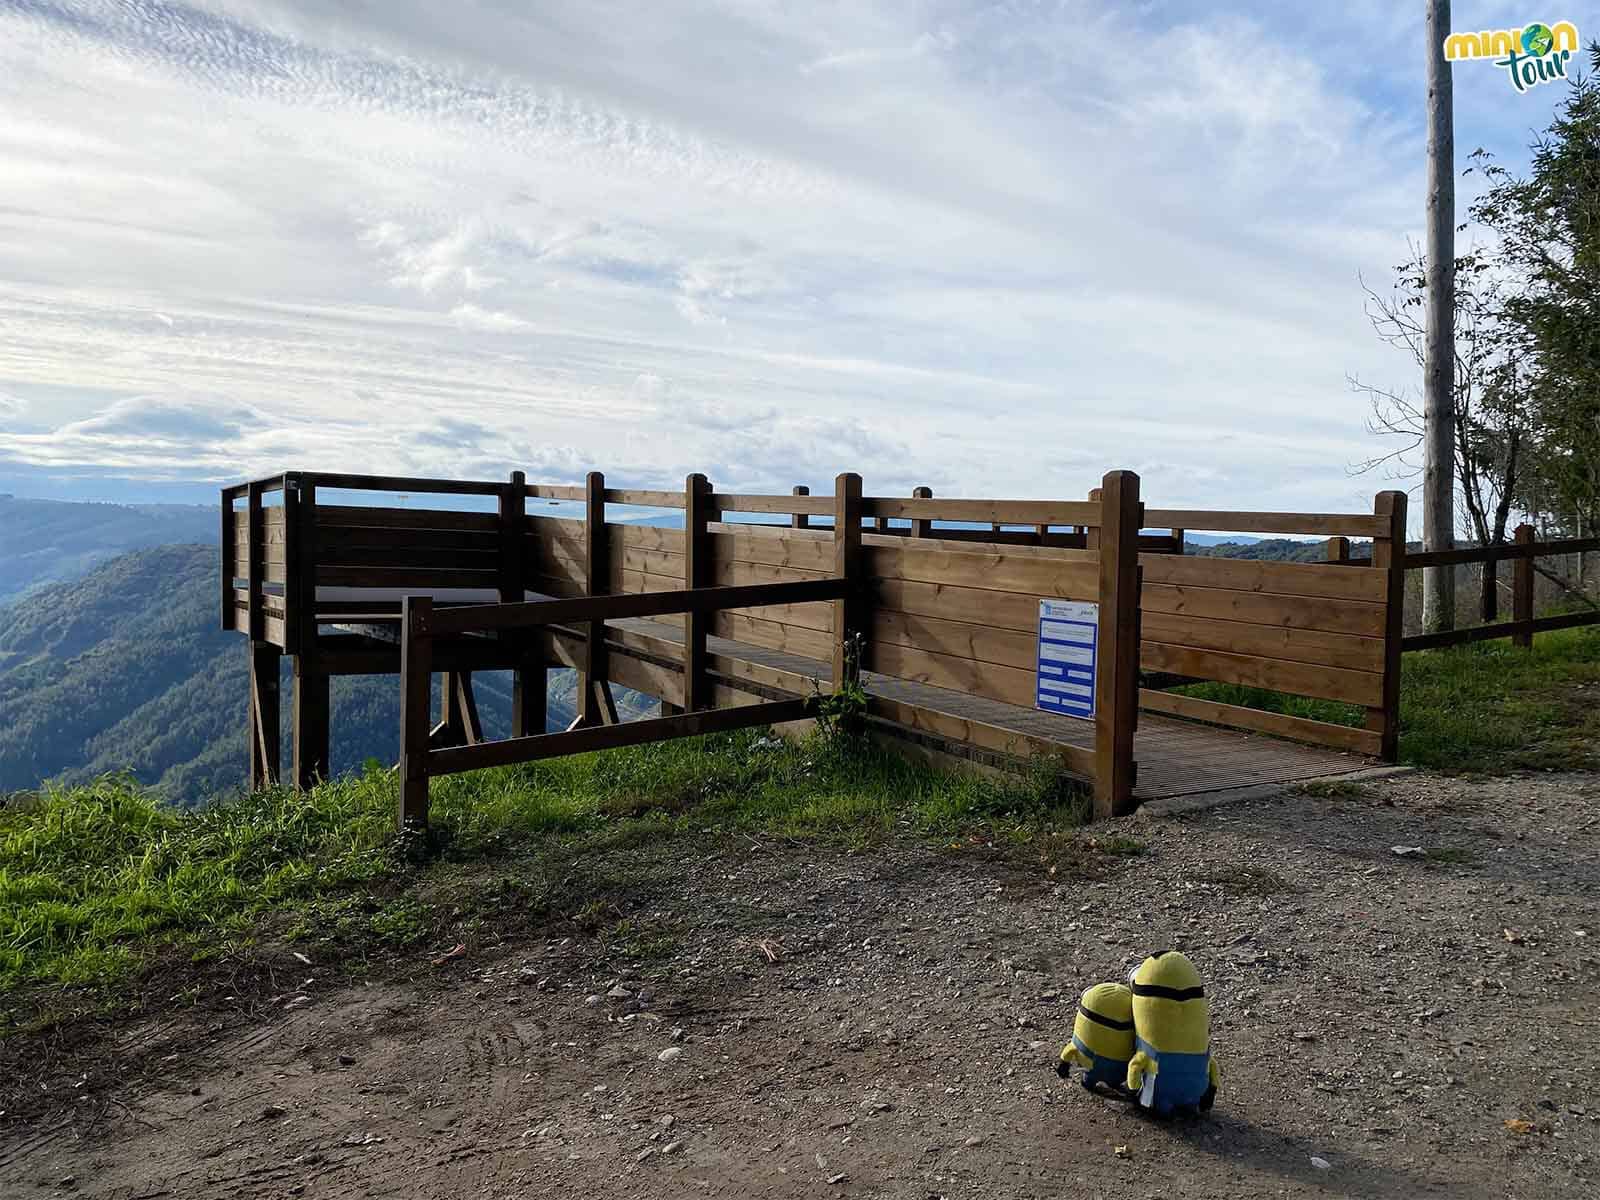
[1423,0,1457,632]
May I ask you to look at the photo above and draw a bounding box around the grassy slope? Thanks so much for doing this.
[0,730,1090,1006]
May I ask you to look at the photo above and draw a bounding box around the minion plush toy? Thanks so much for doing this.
[1126,950,1218,1116]
[1055,982,1135,1095]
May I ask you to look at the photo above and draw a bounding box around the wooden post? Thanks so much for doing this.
[1480,547,1499,623]
[399,595,433,830]
[683,473,713,709]
[288,474,329,790]
[1325,536,1350,564]
[503,471,546,737]
[1170,528,1186,556]
[248,641,281,790]
[832,473,864,686]
[1370,491,1408,762]
[1092,471,1141,818]
[910,486,932,539]
[577,471,612,727]
[791,485,810,530]
[220,487,236,630]
[1513,523,1535,648]
[1084,488,1102,551]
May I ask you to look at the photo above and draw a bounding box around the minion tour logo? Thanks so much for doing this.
[1444,20,1580,92]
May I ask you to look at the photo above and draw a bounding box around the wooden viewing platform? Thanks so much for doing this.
[221,469,1413,824]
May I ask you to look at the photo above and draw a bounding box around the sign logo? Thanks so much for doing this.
[1444,20,1580,92]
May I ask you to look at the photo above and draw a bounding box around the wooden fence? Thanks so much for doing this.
[222,469,1438,825]
[1400,528,1600,651]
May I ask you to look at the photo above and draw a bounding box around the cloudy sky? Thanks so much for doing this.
[0,1,1572,515]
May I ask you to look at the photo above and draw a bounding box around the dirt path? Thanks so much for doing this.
[3,769,1599,1198]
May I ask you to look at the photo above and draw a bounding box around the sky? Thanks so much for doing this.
[0,1,1580,518]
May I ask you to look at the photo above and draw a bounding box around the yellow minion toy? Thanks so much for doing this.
[1055,982,1135,1095]
[1126,950,1219,1116]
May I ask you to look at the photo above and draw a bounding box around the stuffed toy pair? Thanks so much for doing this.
[1054,949,1218,1116]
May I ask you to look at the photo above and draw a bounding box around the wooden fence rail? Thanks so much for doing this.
[397,578,851,827]
[1400,527,1600,651]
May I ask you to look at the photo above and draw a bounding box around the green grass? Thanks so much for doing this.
[1160,627,1600,773]
[0,730,1089,998]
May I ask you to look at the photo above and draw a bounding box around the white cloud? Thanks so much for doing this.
[0,0,1509,515]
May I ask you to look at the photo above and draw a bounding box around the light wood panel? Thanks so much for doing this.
[1143,510,1381,538]
[871,609,1036,672]
[1140,641,1382,706]
[1140,611,1384,673]
[1141,554,1386,602]
[865,543,1098,600]
[711,611,834,661]
[870,640,1037,709]
[1142,582,1385,638]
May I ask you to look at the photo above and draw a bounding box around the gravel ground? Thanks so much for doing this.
[3,768,1598,1198]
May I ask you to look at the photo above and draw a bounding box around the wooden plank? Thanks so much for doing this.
[862,497,1102,526]
[1143,509,1381,537]
[316,546,500,571]
[605,488,685,508]
[725,599,834,634]
[319,525,500,553]
[876,577,1040,633]
[1138,689,1382,756]
[613,523,687,554]
[423,577,851,635]
[534,533,587,584]
[871,640,1036,709]
[1404,535,1600,567]
[1093,470,1140,817]
[706,520,830,542]
[1141,554,1387,602]
[316,566,502,588]
[610,567,684,596]
[528,515,588,541]
[232,508,284,537]
[711,492,835,516]
[871,609,1036,672]
[712,529,833,573]
[711,611,835,662]
[866,693,1096,779]
[1141,641,1382,706]
[314,505,499,533]
[530,572,585,598]
[303,471,503,496]
[1142,581,1386,638]
[605,647,685,707]
[615,544,686,579]
[866,543,1099,600]
[1140,612,1384,673]
[525,483,586,501]
[427,697,814,775]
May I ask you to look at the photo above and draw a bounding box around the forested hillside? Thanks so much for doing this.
[0,546,651,806]
[0,495,218,603]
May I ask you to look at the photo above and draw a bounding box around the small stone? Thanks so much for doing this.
[1113,1144,1130,1159]
[827,1173,848,1185]
[584,994,603,1006]
[1390,846,1425,858]
[338,1054,356,1067]
[663,1140,684,1155]
[607,985,632,1000]
[659,1115,676,1129]
[658,1046,682,1063]
[963,1135,985,1148]
[1311,1156,1332,1170]
[1293,1032,1316,1042]
[261,1104,287,1119]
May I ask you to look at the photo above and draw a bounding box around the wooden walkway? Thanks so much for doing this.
[610,615,1373,801]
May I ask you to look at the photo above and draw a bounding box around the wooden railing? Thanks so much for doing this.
[396,579,850,827]
[1400,529,1600,651]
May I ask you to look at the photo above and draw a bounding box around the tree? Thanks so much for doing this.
[1470,44,1600,545]
[1350,246,1527,618]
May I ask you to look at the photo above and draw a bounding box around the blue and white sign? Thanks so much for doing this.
[1036,599,1098,720]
